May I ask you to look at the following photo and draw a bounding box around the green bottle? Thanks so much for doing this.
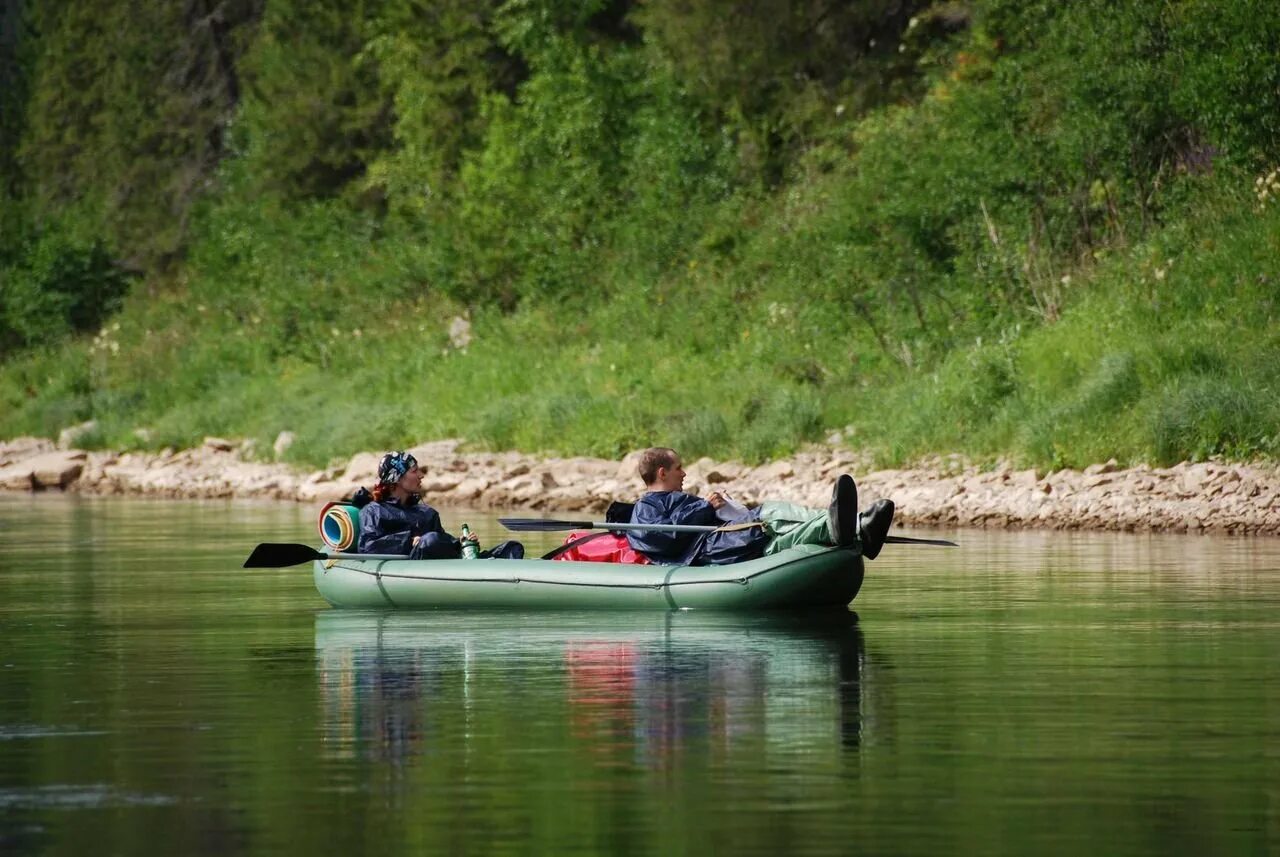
[460,523,480,560]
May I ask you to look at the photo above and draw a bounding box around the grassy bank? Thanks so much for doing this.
[3,175,1276,472]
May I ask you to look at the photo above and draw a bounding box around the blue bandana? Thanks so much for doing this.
[378,451,418,486]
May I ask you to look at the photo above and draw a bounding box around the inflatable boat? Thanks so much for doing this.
[309,543,864,610]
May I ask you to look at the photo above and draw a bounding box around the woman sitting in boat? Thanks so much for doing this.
[359,451,524,560]
[627,447,894,565]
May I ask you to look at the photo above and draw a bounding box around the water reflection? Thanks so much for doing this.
[314,611,878,770]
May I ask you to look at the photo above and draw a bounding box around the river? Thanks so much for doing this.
[1,494,1277,855]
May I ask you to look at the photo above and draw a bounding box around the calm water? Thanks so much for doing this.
[1,494,1278,855]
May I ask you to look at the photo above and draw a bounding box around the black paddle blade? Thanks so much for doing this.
[243,543,325,568]
[498,518,592,532]
[884,535,958,547]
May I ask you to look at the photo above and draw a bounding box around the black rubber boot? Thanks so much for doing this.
[828,474,858,547]
[857,499,895,560]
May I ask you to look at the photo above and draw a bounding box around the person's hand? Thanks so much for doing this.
[707,492,726,510]
[461,532,479,545]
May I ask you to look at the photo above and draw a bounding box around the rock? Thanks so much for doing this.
[408,439,462,465]
[1011,469,1039,489]
[0,465,32,490]
[58,420,97,450]
[273,431,296,458]
[0,450,89,489]
[707,460,746,483]
[448,316,472,350]
[341,452,383,484]
[497,473,556,504]
[761,460,795,480]
[6,433,1280,536]
[683,457,716,488]
[203,437,235,453]
[0,437,54,467]
[451,477,490,501]
[616,450,645,481]
[590,479,626,499]
[422,473,463,493]
[298,480,343,503]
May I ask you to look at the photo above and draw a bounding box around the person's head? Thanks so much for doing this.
[373,450,422,502]
[638,447,685,491]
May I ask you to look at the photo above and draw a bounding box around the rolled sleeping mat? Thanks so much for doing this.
[319,502,362,551]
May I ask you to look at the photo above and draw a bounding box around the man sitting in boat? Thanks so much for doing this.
[359,451,524,560]
[626,447,894,565]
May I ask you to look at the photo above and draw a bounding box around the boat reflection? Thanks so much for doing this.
[315,610,878,768]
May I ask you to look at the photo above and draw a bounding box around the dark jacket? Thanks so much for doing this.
[627,491,768,566]
[626,491,718,564]
[358,496,460,559]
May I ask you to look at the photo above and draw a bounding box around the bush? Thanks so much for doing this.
[0,225,131,356]
[1150,378,1275,464]
[737,388,825,463]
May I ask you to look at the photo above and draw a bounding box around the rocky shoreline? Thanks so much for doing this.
[2,435,1278,535]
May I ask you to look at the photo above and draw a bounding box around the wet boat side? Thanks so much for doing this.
[312,544,864,610]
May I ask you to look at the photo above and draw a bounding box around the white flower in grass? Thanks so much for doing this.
[1255,166,1280,210]
[448,316,472,350]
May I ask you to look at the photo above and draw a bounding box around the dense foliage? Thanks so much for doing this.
[1,0,1278,469]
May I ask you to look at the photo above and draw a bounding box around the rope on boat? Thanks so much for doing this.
[324,553,841,589]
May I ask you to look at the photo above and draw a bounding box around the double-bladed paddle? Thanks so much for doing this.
[498,518,764,534]
[243,543,406,568]
[497,518,957,547]
[246,521,957,568]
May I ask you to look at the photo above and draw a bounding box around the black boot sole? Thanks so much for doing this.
[829,474,858,548]
[859,499,895,560]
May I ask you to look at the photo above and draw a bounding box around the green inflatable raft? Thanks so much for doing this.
[310,544,864,610]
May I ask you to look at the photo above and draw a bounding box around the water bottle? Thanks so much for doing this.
[460,523,480,560]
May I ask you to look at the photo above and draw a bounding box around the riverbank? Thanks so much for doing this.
[3,435,1277,535]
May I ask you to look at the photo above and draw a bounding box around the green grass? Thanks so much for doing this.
[3,180,1276,471]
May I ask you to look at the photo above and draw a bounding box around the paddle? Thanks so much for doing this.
[243,543,407,568]
[497,518,956,547]
[882,535,957,547]
[498,518,763,534]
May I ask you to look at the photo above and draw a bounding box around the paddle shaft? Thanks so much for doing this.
[571,521,759,533]
[884,535,957,547]
[498,518,761,534]
[498,518,955,546]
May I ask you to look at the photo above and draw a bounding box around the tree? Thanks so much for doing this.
[18,0,262,268]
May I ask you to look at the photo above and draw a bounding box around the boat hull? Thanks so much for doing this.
[312,544,864,610]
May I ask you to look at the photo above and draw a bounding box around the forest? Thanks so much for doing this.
[1,0,1278,469]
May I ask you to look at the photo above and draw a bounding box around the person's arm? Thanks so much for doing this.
[667,493,719,526]
[358,504,416,555]
[401,506,463,560]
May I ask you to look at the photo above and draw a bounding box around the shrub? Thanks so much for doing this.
[0,225,131,356]
[1150,378,1275,464]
